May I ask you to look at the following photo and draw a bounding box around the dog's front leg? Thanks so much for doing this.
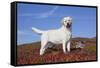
[62,40,67,54]
[67,41,70,52]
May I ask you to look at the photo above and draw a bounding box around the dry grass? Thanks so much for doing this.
[17,37,97,65]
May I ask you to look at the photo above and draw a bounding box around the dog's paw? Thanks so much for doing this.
[64,51,70,54]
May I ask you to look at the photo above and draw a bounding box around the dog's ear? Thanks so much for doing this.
[61,18,64,25]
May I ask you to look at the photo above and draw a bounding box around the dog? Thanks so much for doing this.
[32,16,72,55]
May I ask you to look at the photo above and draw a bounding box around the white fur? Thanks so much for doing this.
[32,16,72,55]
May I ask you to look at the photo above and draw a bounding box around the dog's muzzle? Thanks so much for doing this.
[66,23,71,28]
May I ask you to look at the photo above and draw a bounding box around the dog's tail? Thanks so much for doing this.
[32,27,44,35]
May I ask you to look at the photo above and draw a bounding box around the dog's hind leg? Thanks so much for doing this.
[40,35,48,55]
[40,41,47,55]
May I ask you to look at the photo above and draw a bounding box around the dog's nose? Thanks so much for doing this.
[67,23,71,28]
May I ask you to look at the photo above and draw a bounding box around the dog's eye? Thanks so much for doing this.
[65,20,67,22]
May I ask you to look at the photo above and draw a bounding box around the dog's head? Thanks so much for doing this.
[61,16,72,28]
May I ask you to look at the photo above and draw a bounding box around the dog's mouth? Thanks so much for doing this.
[66,23,71,28]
